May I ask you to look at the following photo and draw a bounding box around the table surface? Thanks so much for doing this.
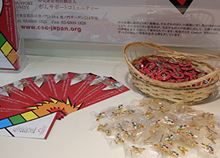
[0,45,220,158]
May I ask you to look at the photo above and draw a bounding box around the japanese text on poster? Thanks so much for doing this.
[15,0,220,47]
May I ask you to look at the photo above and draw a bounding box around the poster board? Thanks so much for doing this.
[0,0,27,72]
[0,0,20,71]
[15,0,220,47]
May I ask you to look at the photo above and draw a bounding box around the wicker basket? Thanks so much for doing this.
[123,42,220,105]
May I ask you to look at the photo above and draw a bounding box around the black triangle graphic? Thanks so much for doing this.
[169,0,193,15]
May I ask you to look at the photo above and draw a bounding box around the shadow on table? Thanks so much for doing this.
[199,83,220,105]
[124,71,146,97]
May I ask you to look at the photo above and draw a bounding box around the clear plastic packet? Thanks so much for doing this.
[204,125,220,145]
[90,97,220,158]
[171,102,189,115]
[122,103,144,116]
[112,116,150,145]
[89,107,114,131]
[110,104,127,120]
[177,132,200,151]
[105,132,126,150]
[197,140,219,158]
[90,110,108,122]
[124,144,149,158]
[152,134,189,158]
[139,98,167,112]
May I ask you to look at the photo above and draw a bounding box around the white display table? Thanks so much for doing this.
[0,41,219,158]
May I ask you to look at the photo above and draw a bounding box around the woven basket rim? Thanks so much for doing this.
[123,42,220,89]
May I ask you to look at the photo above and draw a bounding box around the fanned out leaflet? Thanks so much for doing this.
[0,72,129,139]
